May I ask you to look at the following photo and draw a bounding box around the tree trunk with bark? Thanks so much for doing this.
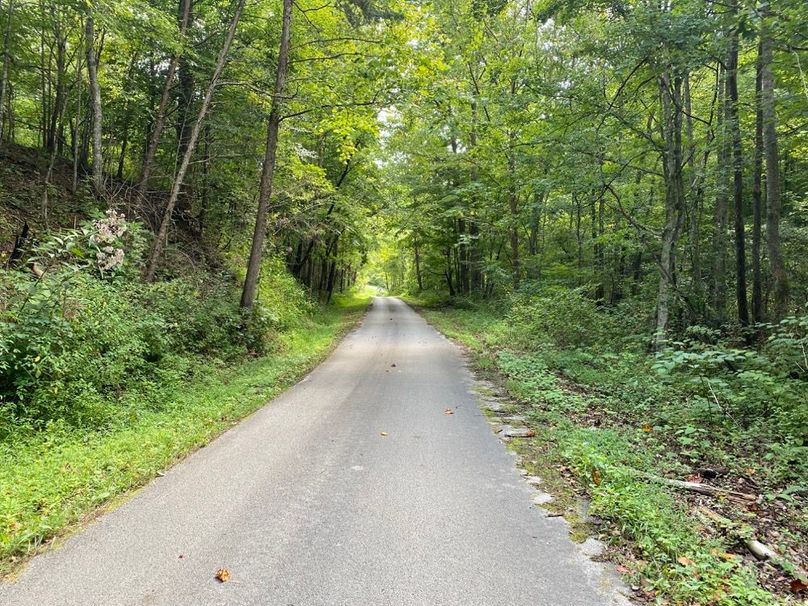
[71,29,82,193]
[713,64,729,323]
[507,148,520,288]
[413,236,423,292]
[726,3,749,327]
[751,43,764,325]
[85,14,104,195]
[240,0,293,308]
[0,0,14,144]
[655,72,686,349]
[760,8,789,321]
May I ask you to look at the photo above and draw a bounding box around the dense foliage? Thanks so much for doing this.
[379,0,807,343]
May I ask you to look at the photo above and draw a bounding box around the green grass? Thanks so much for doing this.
[0,293,369,576]
[414,300,791,606]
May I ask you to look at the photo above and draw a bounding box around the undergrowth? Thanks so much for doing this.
[0,292,368,575]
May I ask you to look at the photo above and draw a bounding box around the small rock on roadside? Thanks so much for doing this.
[579,537,606,558]
[533,492,554,506]
[482,400,505,412]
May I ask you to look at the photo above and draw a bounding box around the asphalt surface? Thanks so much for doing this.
[1,297,630,606]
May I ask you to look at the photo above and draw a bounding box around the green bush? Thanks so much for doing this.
[256,256,314,330]
[505,287,623,350]
[653,318,808,436]
[0,220,297,433]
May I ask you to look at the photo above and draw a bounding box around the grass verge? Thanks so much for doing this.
[0,293,368,577]
[413,299,800,606]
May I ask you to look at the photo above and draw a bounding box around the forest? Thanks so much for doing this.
[0,0,806,603]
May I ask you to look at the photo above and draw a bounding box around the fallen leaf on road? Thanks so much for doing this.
[444,408,454,415]
[380,432,388,436]
[215,568,230,583]
[615,564,629,574]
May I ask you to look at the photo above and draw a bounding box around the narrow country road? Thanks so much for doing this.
[1,298,628,606]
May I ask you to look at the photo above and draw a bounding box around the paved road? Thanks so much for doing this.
[1,297,629,606]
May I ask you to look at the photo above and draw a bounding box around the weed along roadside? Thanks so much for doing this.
[0,294,369,578]
[411,295,807,606]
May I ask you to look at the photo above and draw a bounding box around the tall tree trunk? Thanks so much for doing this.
[39,1,47,148]
[445,247,455,297]
[727,4,749,326]
[655,72,686,349]
[46,11,65,153]
[457,218,469,295]
[85,14,103,195]
[144,0,246,282]
[240,0,292,308]
[413,236,423,292]
[507,146,520,288]
[528,191,544,279]
[325,237,339,304]
[468,99,482,293]
[42,31,65,224]
[574,194,583,272]
[751,42,764,324]
[760,7,789,320]
[71,29,82,193]
[469,219,481,292]
[0,0,14,144]
[117,115,129,180]
[683,73,704,317]
[592,188,605,301]
[138,0,191,194]
[173,0,195,215]
[713,64,729,322]
[198,122,210,235]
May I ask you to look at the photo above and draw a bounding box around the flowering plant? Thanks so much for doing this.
[89,209,128,273]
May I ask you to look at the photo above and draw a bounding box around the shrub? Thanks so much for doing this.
[505,287,622,350]
[653,319,808,433]
[256,256,314,330]
[0,220,303,432]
